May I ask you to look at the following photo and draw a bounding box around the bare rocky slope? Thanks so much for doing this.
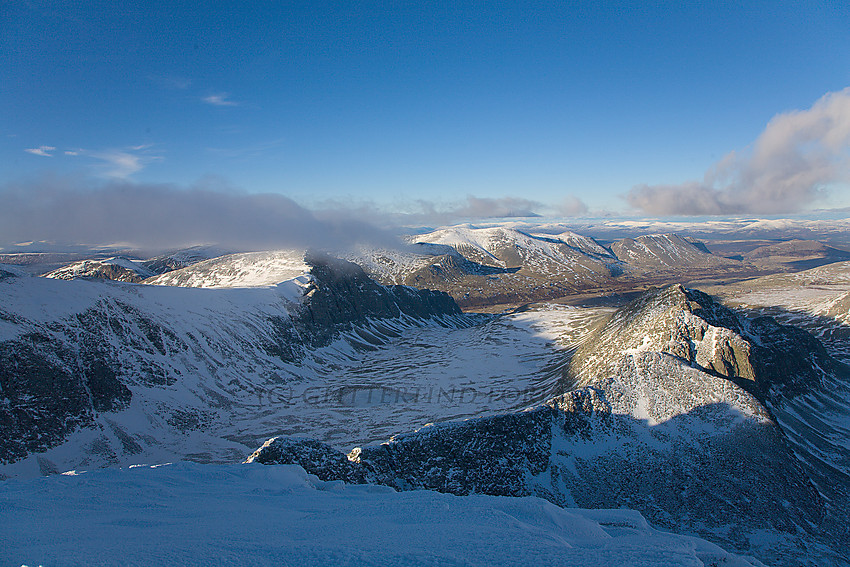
[250,285,850,567]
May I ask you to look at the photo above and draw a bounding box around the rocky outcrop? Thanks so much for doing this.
[293,253,461,349]
[0,335,132,463]
[570,284,835,402]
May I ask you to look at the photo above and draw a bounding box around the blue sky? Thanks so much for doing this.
[3,1,850,216]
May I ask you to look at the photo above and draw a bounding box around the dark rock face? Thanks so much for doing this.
[247,437,370,484]
[354,408,553,496]
[0,336,131,463]
[294,253,461,349]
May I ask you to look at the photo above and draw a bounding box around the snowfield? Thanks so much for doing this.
[0,461,764,567]
[144,250,310,288]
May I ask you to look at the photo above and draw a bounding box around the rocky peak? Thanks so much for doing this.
[570,284,832,402]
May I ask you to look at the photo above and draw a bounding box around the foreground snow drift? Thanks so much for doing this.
[0,461,762,567]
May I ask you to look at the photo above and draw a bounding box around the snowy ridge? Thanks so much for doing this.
[341,244,439,284]
[534,230,615,260]
[141,244,230,274]
[144,249,310,288]
[43,256,156,282]
[0,461,763,567]
[412,225,616,273]
[610,233,735,270]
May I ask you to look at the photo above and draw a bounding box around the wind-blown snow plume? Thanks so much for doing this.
[0,177,397,251]
[628,88,850,215]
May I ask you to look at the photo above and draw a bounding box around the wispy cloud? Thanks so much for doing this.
[62,145,162,178]
[202,93,239,107]
[86,150,146,178]
[627,87,850,215]
[24,146,56,157]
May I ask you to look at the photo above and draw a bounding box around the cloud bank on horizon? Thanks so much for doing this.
[0,178,399,252]
[0,175,595,251]
[628,88,850,215]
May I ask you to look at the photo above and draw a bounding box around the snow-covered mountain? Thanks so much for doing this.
[398,226,622,307]
[411,225,618,275]
[700,259,850,362]
[250,285,850,566]
[610,233,738,270]
[0,253,477,478]
[43,256,156,282]
[140,244,230,274]
[144,249,310,288]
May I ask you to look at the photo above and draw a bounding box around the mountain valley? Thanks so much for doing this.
[3,223,850,566]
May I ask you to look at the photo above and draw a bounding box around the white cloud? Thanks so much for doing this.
[202,93,239,107]
[556,195,589,216]
[65,145,162,179]
[24,146,56,157]
[89,150,144,178]
[627,87,850,215]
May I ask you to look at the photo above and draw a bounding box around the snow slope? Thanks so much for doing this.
[144,249,310,287]
[610,233,737,270]
[0,461,763,567]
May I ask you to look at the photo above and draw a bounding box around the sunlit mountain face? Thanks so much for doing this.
[4,2,850,566]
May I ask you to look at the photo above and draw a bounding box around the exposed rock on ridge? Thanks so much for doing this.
[570,284,835,402]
